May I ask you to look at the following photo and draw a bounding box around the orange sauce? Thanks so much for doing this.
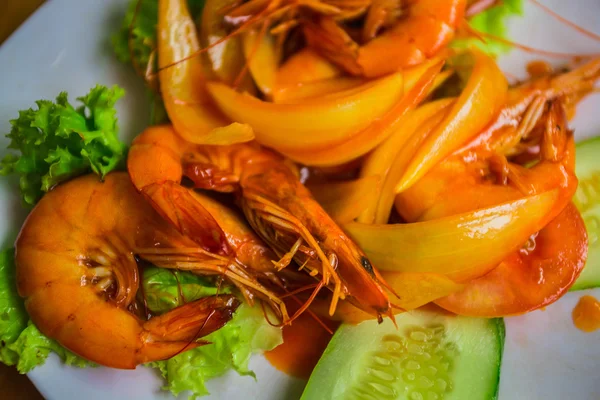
[526,60,553,78]
[572,295,600,332]
[265,308,339,380]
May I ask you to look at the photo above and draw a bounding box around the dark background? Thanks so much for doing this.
[1,2,46,398]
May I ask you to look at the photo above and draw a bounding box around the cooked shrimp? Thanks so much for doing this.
[222,0,465,77]
[395,57,600,221]
[128,126,392,320]
[392,75,591,316]
[15,173,241,369]
[396,100,578,221]
[437,101,587,316]
[303,0,466,77]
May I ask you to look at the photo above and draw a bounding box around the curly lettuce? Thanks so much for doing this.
[0,86,127,205]
[143,267,282,399]
[454,0,524,56]
[0,249,92,373]
[149,304,282,399]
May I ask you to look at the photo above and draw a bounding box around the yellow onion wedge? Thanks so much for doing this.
[308,176,381,224]
[158,0,254,144]
[200,0,249,88]
[373,104,451,223]
[274,64,452,105]
[242,29,278,98]
[361,100,453,184]
[382,272,465,310]
[273,77,364,104]
[345,189,560,282]
[397,51,508,192]
[275,48,341,89]
[277,59,444,165]
[358,98,454,223]
[207,71,407,151]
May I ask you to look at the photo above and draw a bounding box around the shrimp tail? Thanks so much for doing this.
[144,295,240,341]
[141,295,240,362]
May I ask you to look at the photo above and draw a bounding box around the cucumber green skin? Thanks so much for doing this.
[571,137,600,290]
[301,312,505,400]
[491,318,505,400]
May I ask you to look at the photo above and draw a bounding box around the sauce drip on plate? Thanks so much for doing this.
[572,295,600,332]
[526,60,553,78]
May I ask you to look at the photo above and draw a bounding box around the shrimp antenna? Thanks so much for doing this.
[259,292,333,334]
[459,20,488,45]
[377,274,401,300]
[529,0,600,42]
[278,281,325,328]
[127,0,160,91]
[170,279,238,360]
[466,0,600,44]
[279,283,320,299]
[172,270,188,304]
[260,299,283,327]
[289,295,333,334]
[467,25,600,58]
[233,18,270,89]
[137,264,151,319]
[153,3,289,76]
[127,0,145,77]
[172,309,217,359]
[465,0,502,18]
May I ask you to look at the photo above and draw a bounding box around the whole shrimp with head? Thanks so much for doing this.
[14,173,285,369]
[128,125,393,322]
[393,59,600,316]
[222,0,466,77]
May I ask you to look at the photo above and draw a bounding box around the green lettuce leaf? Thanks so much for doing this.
[0,249,92,373]
[0,249,28,366]
[148,303,282,399]
[0,86,128,205]
[142,267,282,399]
[142,267,224,314]
[453,0,524,56]
[7,322,93,373]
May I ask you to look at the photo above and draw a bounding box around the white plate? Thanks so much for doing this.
[0,1,599,399]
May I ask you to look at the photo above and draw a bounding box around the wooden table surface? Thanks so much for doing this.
[1,2,46,399]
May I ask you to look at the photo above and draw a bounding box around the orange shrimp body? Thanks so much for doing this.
[127,127,306,303]
[392,60,600,316]
[15,173,239,369]
[128,126,392,320]
[302,0,466,77]
[398,102,585,316]
[224,0,465,78]
[397,58,600,222]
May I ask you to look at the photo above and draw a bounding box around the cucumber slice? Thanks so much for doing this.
[301,311,504,400]
[572,137,600,290]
